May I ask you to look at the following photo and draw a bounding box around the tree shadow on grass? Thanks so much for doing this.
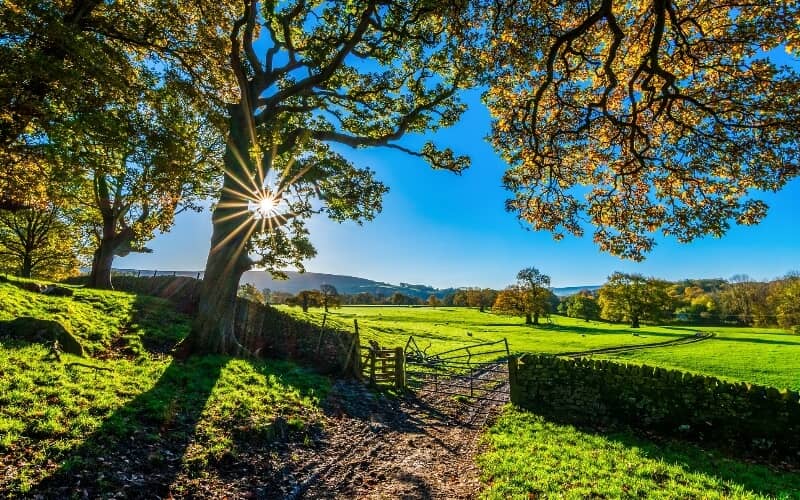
[29,356,226,498]
[534,322,683,339]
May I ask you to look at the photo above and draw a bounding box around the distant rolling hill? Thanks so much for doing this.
[240,271,458,300]
[111,268,597,299]
[550,285,601,297]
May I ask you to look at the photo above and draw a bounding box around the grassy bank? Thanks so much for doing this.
[0,280,328,495]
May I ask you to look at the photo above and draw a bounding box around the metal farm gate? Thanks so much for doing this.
[403,336,511,406]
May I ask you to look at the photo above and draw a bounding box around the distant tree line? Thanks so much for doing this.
[558,273,800,332]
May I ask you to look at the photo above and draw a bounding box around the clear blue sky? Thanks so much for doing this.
[118,87,800,289]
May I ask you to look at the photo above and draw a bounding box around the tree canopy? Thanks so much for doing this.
[487,0,800,260]
[598,272,672,327]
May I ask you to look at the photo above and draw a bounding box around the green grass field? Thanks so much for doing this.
[281,305,800,390]
[478,408,800,499]
[0,280,328,494]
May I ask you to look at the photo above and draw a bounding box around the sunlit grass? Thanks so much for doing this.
[478,407,800,499]
[280,305,800,389]
[0,281,329,494]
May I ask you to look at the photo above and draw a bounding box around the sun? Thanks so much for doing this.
[257,196,275,215]
[249,192,279,220]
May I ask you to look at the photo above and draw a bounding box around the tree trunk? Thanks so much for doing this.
[20,254,32,278]
[87,213,132,289]
[183,103,255,356]
[88,239,116,289]
[525,313,532,324]
[533,312,540,325]
[631,315,640,328]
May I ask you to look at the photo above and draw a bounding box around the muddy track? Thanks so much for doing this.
[555,331,715,358]
[276,363,510,499]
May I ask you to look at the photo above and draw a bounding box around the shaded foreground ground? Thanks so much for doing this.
[284,365,510,499]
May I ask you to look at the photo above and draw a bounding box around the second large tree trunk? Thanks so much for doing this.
[88,242,115,289]
[87,216,132,289]
[183,103,255,356]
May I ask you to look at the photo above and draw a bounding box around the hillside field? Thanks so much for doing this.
[0,279,328,496]
[281,306,800,390]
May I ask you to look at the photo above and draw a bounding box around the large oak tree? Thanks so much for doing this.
[182,0,481,355]
[50,86,221,289]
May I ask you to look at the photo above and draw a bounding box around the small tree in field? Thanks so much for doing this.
[598,273,671,328]
[287,290,322,313]
[319,284,340,313]
[565,293,600,322]
[427,294,441,307]
[492,285,531,324]
[516,267,552,325]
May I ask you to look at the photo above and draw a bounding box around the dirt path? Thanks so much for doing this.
[275,364,510,499]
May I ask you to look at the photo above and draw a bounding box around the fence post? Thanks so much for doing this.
[315,313,328,355]
[508,355,519,405]
[352,319,362,378]
[394,346,406,391]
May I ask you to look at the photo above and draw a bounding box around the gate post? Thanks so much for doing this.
[350,319,362,379]
[394,346,406,390]
[508,355,519,405]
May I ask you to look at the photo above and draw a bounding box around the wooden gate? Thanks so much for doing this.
[360,340,406,389]
[403,337,511,404]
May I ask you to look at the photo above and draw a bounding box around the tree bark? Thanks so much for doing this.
[183,103,255,356]
[525,312,532,324]
[533,312,540,325]
[631,315,640,328]
[20,254,33,278]
[88,241,116,289]
[86,214,134,289]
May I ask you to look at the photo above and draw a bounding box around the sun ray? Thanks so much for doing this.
[210,216,258,255]
[213,208,255,225]
[221,138,262,197]
[275,151,299,192]
[220,220,259,280]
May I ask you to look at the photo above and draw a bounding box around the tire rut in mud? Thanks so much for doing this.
[279,363,510,499]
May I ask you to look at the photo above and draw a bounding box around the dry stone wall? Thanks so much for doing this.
[509,354,800,460]
[106,276,359,375]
